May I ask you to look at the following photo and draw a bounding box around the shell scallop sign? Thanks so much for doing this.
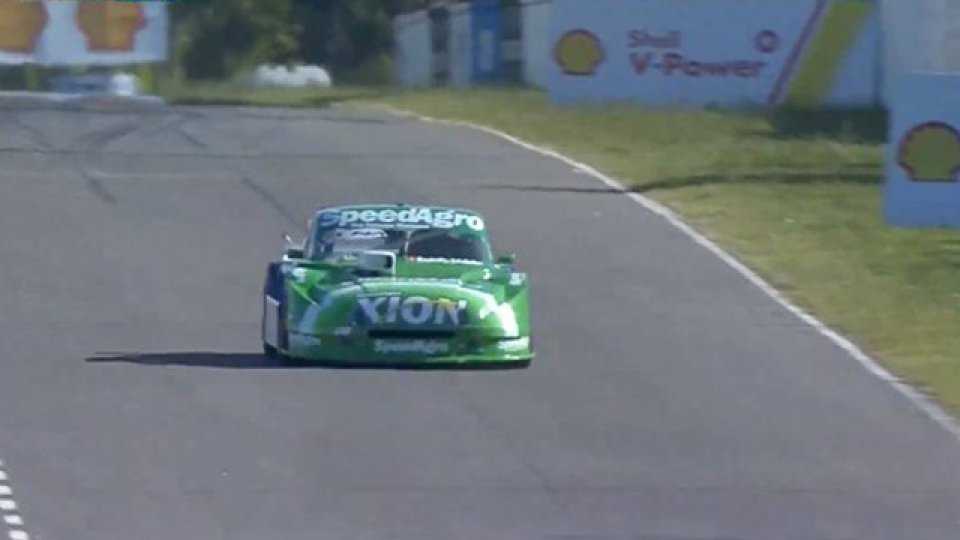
[554,29,604,76]
[0,0,47,54]
[885,74,960,228]
[77,2,146,52]
[0,2,166,65]
[897,122,960,183]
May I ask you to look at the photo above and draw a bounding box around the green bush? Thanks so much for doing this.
[335,53,395,86]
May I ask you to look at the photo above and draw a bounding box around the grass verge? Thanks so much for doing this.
[163,84,960,417]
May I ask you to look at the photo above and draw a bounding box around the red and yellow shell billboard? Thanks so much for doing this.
[0,0,167,65]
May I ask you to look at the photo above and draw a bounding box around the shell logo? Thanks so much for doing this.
[77,2,146,52]
[0,0,47,54]
[897,122,960,183]
[554,29,604,76]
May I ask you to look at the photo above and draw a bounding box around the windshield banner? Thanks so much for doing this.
[318,207,486,232]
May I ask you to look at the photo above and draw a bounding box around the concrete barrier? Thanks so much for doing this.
[521,0,552,88]
[395,10,432,87]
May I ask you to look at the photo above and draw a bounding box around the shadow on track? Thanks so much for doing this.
[85,352,530,371]
[87,352,283,369]
[170,91,388,110]
[478,169,879,196]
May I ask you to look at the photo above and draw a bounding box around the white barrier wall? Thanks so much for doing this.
[448,3,472,87]
[880,0,960,106]
[394,11,432,87]
[521,0,553,88]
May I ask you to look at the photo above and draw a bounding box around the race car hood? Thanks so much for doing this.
[284,259,529,337]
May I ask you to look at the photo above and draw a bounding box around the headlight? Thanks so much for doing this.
[496,337,530,352]
[291,268,308,283]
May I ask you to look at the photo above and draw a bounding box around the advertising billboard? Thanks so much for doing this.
[0,0,168,66]
[549,0,878,107]
[885,74,960,228]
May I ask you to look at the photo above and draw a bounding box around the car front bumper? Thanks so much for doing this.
[284,332,533,367]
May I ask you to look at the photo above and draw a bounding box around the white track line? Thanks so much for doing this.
[0,461,30,540]
[383,105,960,445]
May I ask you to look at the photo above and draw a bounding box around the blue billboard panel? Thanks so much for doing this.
[470,0,502,82]
[885,74,960,228]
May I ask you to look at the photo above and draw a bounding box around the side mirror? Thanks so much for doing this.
[285,247,305,259]
[357,250,397,275]
[496,253,517,265]
[283,234,305,259]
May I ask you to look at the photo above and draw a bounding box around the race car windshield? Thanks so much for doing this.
[312,228,407,260]
[404,228,490,262]
[311,227,491,263]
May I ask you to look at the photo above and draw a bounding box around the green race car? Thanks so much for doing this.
[261,204,533,368]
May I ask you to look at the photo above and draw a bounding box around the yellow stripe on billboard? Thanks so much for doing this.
[783,1,872,108]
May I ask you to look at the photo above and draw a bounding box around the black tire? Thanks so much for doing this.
[276,300,289,354]
[261,294,287,360]
[262,262,289,360]
[280,354,307,368]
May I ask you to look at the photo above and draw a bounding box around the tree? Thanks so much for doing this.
[294,0,392,73]
[172,0,397,81]
[174,0,300,80]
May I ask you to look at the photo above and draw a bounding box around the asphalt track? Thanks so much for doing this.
[0,99,959,540]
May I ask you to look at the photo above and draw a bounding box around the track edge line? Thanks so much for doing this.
[375,104,960,445]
